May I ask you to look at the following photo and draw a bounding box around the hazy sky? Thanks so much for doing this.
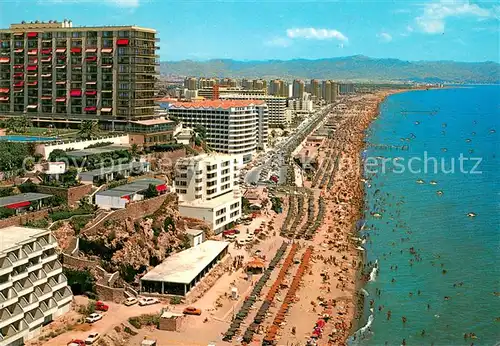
[1,0,499,62]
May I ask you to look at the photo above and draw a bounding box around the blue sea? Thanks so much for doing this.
[352,86,500,346]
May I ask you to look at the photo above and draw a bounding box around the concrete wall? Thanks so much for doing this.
[37,184,93,206]
[96,283,125,303]
[38,134,130,159]
[61,253,98,270]
[159,316,183,332]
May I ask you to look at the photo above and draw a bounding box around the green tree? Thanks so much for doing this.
[143,184,159,199]
[130,143,139,158]
[17,116,32,133]
[78,120,99,140]
[60,167,79,186]
[48,149,68,162]
[18,180,37,193]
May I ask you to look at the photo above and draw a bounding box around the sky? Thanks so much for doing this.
[0,0,499,62]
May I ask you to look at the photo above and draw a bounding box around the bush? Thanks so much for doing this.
[163,216,175,232]
[128,314,160,329]
[70,215,93,234]
[170,296,182,305]
[24,218,49,229]
[85,141,113,149]
[78,300,96,316]
[123,326,137,335]
[0,187,14,197]
[0,207,15,219]
[63,268,96,296]
[49,207,93,222]
[18,180,37,193]
[143,184,159,199]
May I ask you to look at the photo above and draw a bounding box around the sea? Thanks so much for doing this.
[351,85,500,346]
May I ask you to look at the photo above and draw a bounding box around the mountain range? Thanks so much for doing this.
[160,55,500,84]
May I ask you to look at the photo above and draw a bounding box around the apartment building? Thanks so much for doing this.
[174,154,241,234]
[269,79,288,97]
[308,79,321,99]
[0,226,72,346]
[288,92,314,115]
[0,20,158,128]
[168,100,268,162]
[339,82,355,95]
[322,80,338,104]
[292,79,305,99]
[220,93,287,129]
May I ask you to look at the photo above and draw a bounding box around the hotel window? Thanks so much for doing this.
[178,189,187,194]
[72,32,82,38]
[176,181,187,186]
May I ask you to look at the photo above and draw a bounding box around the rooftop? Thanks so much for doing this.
[169,100,266,110]
[66,145,130,158]
[185,228,204,237]
[0,193,53,208]
[79,162,149,178]
[97,178,165,198]
[129,118,174,126]
[179,192,240,209]
[141,240,229,284]
[0,226,50,253]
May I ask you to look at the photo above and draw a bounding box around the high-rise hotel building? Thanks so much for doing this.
[0,20,158,128]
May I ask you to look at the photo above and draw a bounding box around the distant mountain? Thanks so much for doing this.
[160,55,500,84]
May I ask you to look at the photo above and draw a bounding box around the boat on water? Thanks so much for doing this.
[467,212,477,218]
[436,190,444,196]
[430,181,437,185]
[416,179,425,184]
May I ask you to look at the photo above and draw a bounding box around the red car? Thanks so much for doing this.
[95,301,109,312]
[67,340,85,346]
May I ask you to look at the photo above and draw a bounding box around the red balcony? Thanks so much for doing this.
[0,96,9,102]
[85,90,97,96]
[27,65,37,71]
[14,48,23,54]
[57,55,66,60]
[116,39,129,46]
[41,49,51,55]
[84,106,97,112]
[56,97,66,102]
[28,49,37,55]
[13,72,23,78]
[0,57,10,63]
[13,65,24,70]
[70,89,82,97]
[0,88,9,93]
[27,81,38,86]
[71,47,82,54]
[85,56,97,62]
[13,81,24,87]
[27,32,38,38]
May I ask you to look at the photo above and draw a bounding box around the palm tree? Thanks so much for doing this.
[78,120,99,139]
[130,143,139,158]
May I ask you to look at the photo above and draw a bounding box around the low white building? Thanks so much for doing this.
[0,227,72,346]
[94,178,166,209]
[174,154,242,234]
[185,229,204,247]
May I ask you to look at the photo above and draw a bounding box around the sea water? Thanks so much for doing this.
[352,86,500,346]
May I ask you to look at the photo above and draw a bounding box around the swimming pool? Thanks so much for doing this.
[0,135,57,142]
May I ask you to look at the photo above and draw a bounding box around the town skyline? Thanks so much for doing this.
[1,0,499,62]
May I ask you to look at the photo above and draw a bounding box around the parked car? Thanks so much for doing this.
[67,340,85,346]
[138,297,159,306]
[141,340,157,346]
[85,313,103,324]
[237,239,247,246]
[84,332,100,344]
[225,234,236,241]
[223,229,236,236]
[124,297,138,306]
[183,306,202,315]
[95,301,109,311]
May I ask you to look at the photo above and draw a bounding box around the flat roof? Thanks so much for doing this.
[66,145,130,158]
[129,118,174,126]
[141,240,229,284]
[97,178,165,197]
[0,193,53,208]
[179,192,240,209]
[169,100,265,110]
[0,226,49,253]
[79,162,149,178]
[185,228,204,237]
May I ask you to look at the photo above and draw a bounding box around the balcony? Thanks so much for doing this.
[29,270,47,287]
[0,319,29,346]
[48,274,67,293]
[39,297,58,317]
[13,278,34,297]
[54,286,72,307]
[19,296,39,314]
[34,284,52,302]
[25,242,43,259]
[10,268,28,282]
[43,261,62,278]
[41,252,57,264]
[25,308,44,329]
[0,257,13,277]
[0,304,23,329]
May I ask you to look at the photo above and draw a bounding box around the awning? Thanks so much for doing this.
[55,48,66,53]
[70,89,82,97]
[41,73,51,78]
[13,73,23,78]
[0,57,10,63]
[85,90,97,96]
[27,32,38,38]
[13,65,23,69]
[13,82,24,87]
[56,81,66,85]
[14,49,23,53]
[41,96,52,100]
[27,81,38,86]
[0,88,9,93]
[6,201,30,209]
[85,81,97,85]
[56,97,66,102]
[0,97,9,101]
[116,39,129,46]
[85,56,97,62]
[71,47,82,54]
[41,56,52,62]
[27,65,37,71]
[101,64,112,69]
[101,48,113,53]
[100,107,112,112]
[56,65,66,69]
[57,55,66,60]
[13,32,24,36]
[27,105,38,109]
[28,49,37,55]
[29,58,38,64]
[41,49,51,55]
[84,106,97,111]
[156,184,167,192]
[85,48,97,53]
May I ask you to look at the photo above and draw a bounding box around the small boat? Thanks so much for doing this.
[465,138,472,143]
[441,148,447,152]
[436,190,443,196]
[490,129,496,133]
[430,181,437,185]
[416,179,425,184]
[372,212,382,218]
[467,212,477,218]
[415,121,420,125]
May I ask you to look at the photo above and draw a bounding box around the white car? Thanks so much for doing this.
[237,239,247,246]
[138,297,159,306]
[85,332,100,344]
[124,297,138,306]
[85,313,102,324]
